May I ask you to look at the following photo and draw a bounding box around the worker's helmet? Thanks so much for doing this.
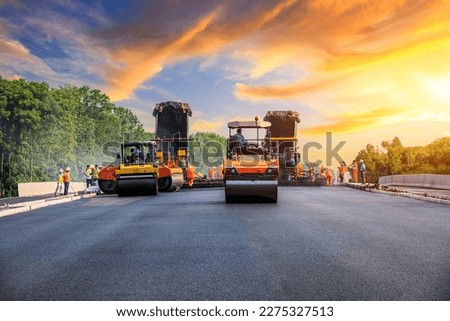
[360,159,364,163]
[65,167,70,171]
[59,168,63,173]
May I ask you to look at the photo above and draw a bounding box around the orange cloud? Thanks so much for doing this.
[105,8,222,101]
[233,0,450,100]
[235,77,341,100]
[101,1,300,101]
[301,106,407,135]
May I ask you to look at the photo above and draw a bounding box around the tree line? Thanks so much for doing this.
[0,77,151,197]
[354,136,450,182]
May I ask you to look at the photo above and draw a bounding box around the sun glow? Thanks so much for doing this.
[423,76,450,101]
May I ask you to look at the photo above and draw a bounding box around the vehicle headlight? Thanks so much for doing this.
[267,167,278,175]
[226,167,238,175]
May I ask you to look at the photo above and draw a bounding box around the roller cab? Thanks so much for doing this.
[223,117,279,203]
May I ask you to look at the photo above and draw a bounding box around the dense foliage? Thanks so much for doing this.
[354,136,450,182]
[189,132,227,176]
[0,77,150,197]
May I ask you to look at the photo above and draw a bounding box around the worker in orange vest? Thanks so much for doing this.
[351,161,358,183]
[186,165,195,189]
[217,164,224,179]
[208,167,215,180]
[63,167,71,195]
[325,167,333,186]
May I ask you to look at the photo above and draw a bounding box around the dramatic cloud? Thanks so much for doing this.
[1,0,449,151]
[0,32,56,80]
[100,0,300,100]
[301,106,407,135]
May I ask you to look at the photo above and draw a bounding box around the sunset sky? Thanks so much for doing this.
[1,0,449,165]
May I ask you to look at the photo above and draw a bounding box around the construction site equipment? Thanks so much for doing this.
[97,149,180,194]
[115,141,158,196]
[263,111,300,182]
[264,110,325,185]
[97,101,192,195]
[153,101,192,190]
[97,165,118,194]
[223,116,278,203]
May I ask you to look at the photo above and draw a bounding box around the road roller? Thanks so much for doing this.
[98,101,192,195]
[223,116,279,203]
[115,141,158,196]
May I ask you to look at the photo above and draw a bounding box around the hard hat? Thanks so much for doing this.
[65,167,70,171]
[360,159,364,163]
[59,168,63,173]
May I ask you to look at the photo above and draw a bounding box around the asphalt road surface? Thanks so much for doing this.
[1,186,449,300]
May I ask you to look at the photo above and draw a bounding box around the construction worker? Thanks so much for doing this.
[63,167,71,195]
[325,167,333,186]
[84,165,92,188]
[351,161,358,183]
[186,165,195,189]
[208,167,216,180]
[339,162,347,184]
[217,164,224,180]
[133,147,143,163]
[92,164,99,186]
[359,160,366,184]
[234,128,247,145]
[54,169,64,196]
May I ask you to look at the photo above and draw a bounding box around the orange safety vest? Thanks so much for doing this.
[186,167,195,187]
[186,168,195,179]
[63,172,70,183]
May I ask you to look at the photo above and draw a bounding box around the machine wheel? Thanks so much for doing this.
[225,180,278,203]
[157,177,172,192]
[98,179,118,194]
[117,176,157,196]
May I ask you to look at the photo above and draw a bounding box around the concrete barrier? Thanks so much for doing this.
[379,174,450,190]
[18,182,87,197]
[0,192,97,218]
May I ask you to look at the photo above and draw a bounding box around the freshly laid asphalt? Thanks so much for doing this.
[0,186,449,300]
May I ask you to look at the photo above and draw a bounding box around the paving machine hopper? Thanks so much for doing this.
[115,141,158,196]
[153,101,192,191]
[263,111,301,181]
[223,117,278,203]
[263,110,325,185]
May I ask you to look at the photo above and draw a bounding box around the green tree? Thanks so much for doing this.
[381,137,404,175]
[0,77,153,197]
[189,132,226,175]
[355,144,388,182]
[354,136,450,183]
